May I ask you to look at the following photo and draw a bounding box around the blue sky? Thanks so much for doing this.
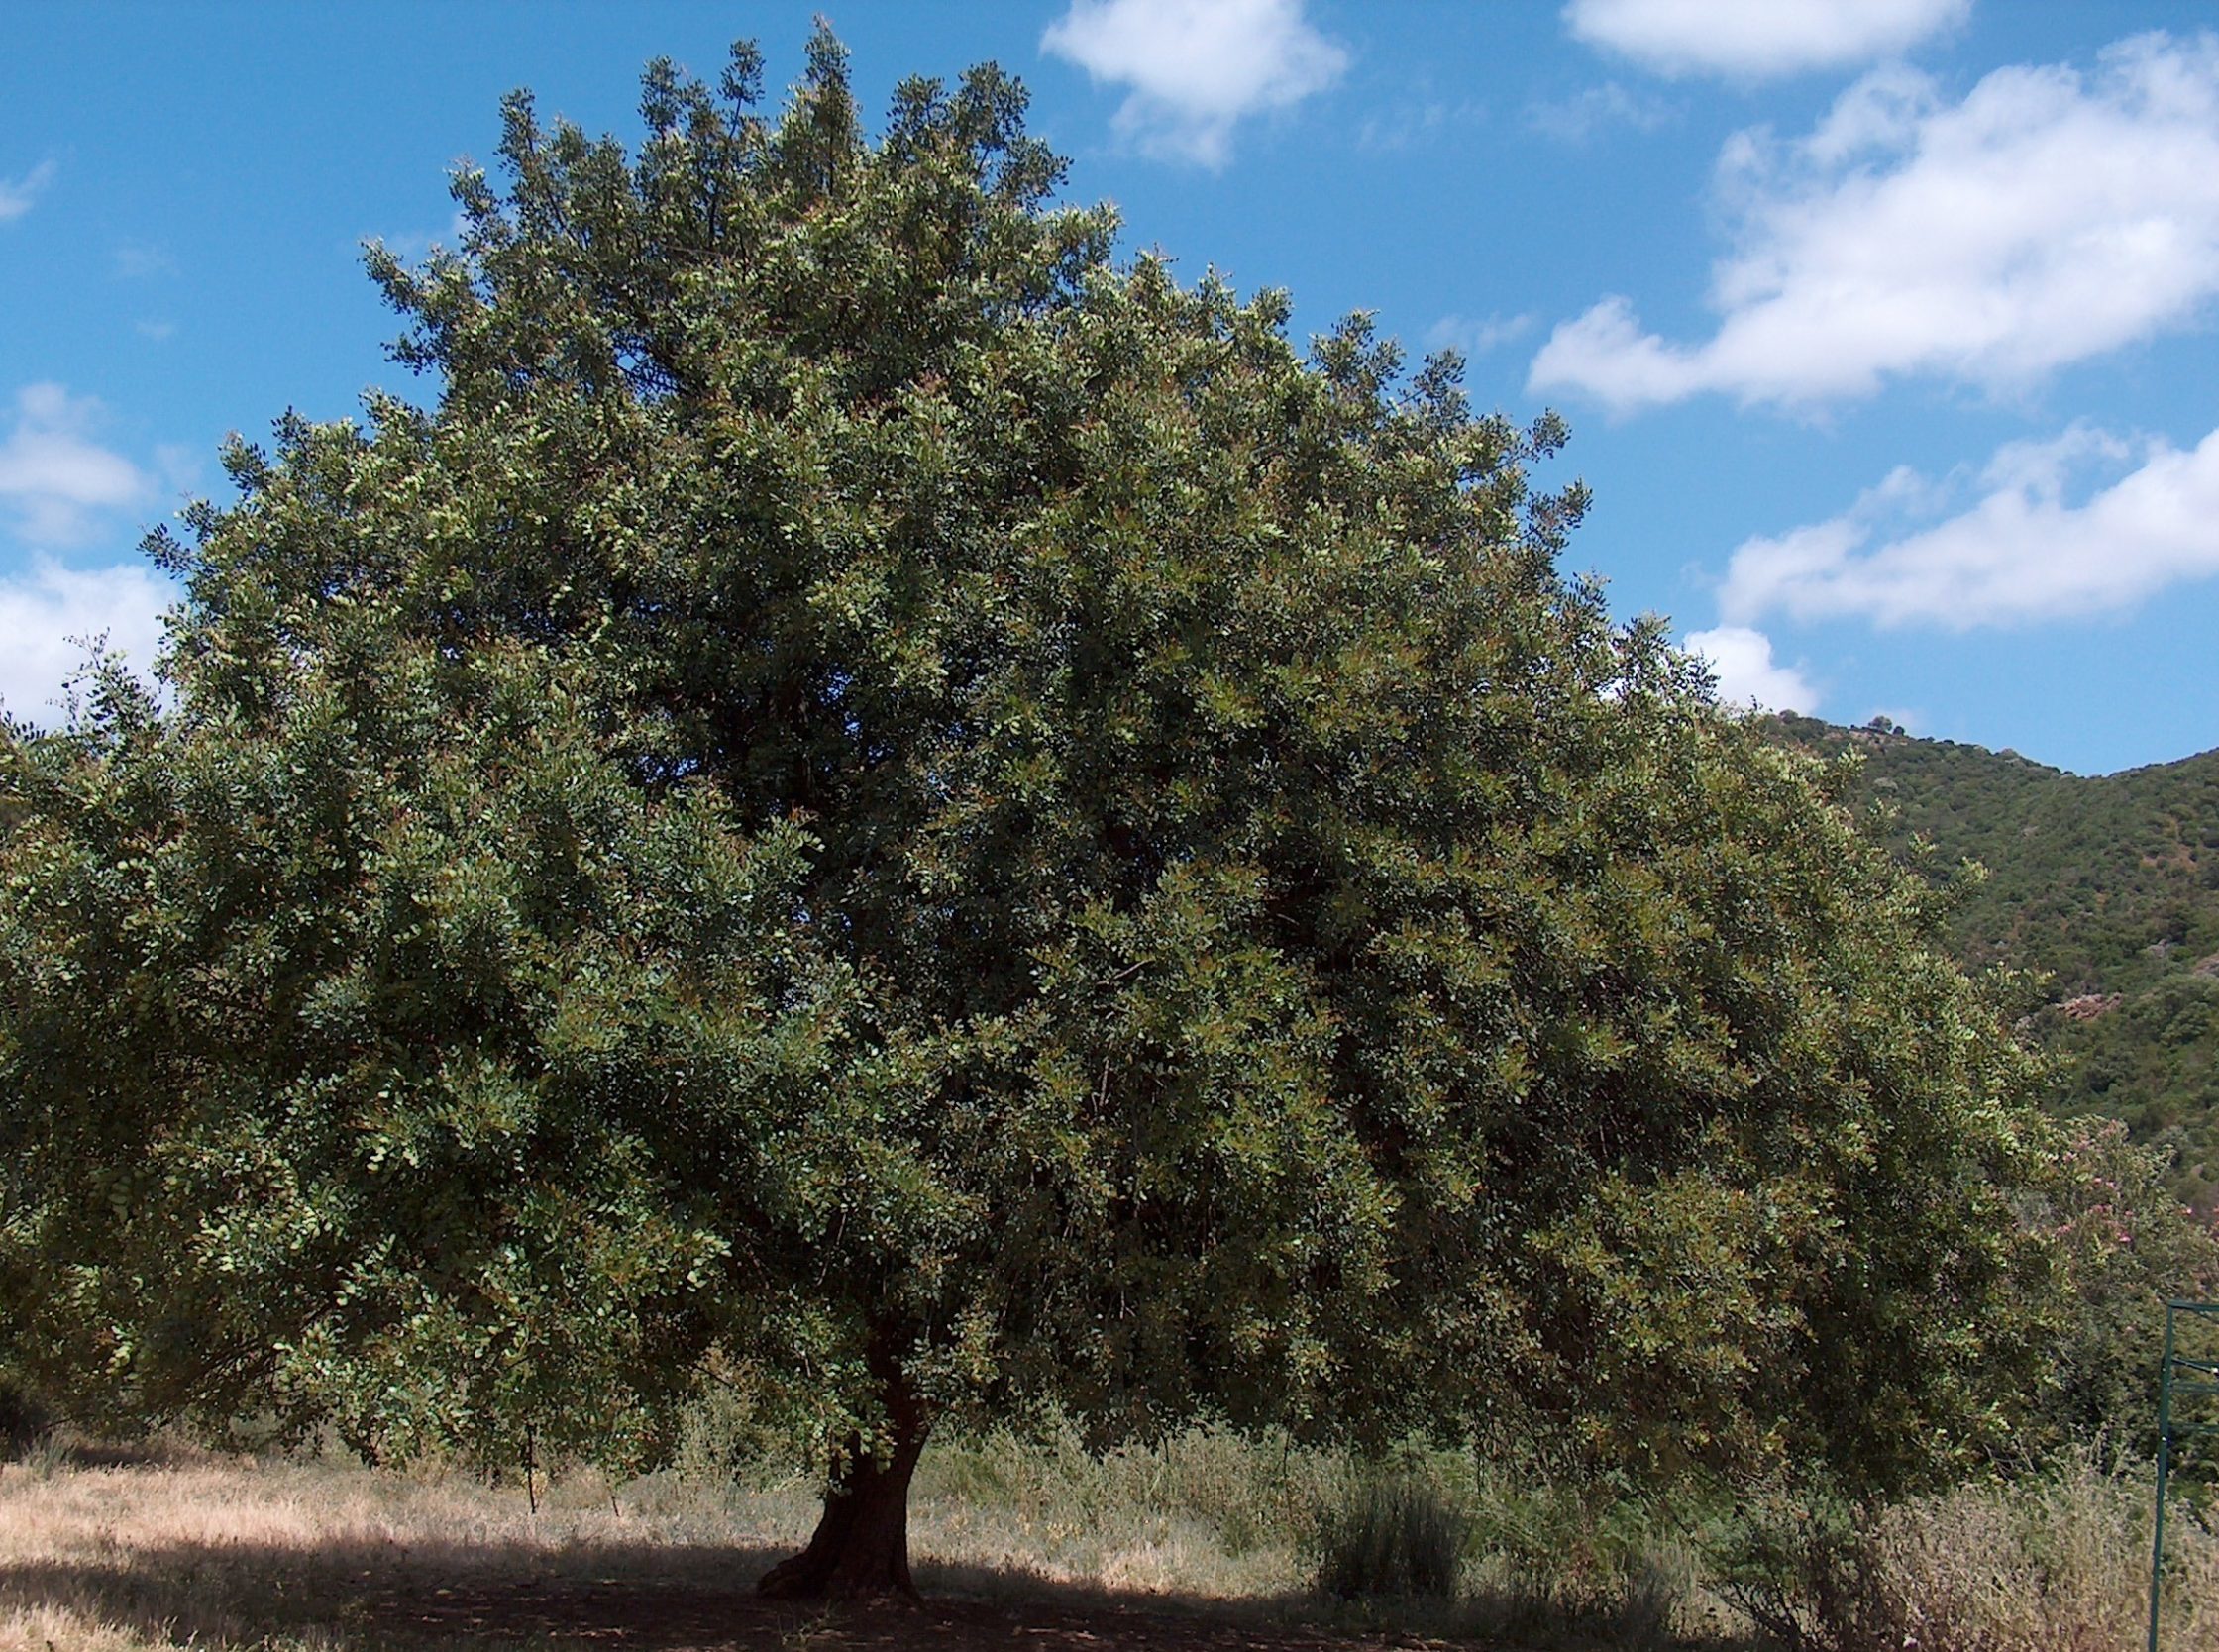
[3,0,2215,774]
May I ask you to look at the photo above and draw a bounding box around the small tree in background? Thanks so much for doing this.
[0,31,2063,1600]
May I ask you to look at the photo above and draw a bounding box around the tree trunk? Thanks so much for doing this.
[755,1375,931,1601]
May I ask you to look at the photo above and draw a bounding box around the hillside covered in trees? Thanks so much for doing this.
[1767,714,2219,1209]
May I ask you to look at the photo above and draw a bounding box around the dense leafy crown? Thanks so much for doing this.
[2,33,2059,1494]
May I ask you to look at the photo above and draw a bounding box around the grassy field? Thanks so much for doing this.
[2,1429,2215,1652]
[0,1435,1420,1652]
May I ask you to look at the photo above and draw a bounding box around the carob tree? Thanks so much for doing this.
[0,30,2063,1600]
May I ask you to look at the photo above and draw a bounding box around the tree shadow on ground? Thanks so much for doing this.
[0,1530,1473,1651]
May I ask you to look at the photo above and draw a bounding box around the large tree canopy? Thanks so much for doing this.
[2,32,2060,1598]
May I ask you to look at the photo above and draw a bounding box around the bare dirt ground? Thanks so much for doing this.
[0,1450,1495,1652]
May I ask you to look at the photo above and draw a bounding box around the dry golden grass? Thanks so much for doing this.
[2,1432,2212,1652]
[1849,1452,2219,1652]
[0,1437,1336,1652]
[0,1444,781,1652]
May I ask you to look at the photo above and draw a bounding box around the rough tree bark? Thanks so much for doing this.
[755,1362,932,1601]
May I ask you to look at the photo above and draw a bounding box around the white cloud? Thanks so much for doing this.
[1565,0,1968,80]
[1531,33,2219,411]
[1682,625,1821,712]
[1357,96,1484,155]
[113,243,176,280]
[1719,422,2219,629]
[1528,295,1694,409]
[1525,80,1675,143]
[0,384,154,546]
[0,160,55,223]
[0,559,173,725]
[1426,311,1536,356]
[1042,0,1348,167]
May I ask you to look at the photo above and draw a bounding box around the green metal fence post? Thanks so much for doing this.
[2149,1302,2176,1652]
[2149,1300,2219,1652]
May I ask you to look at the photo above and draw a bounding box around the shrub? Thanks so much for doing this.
[0,1376,53,1460]
[1708,1449,2219,1652]
[1314,1466,1469,1601]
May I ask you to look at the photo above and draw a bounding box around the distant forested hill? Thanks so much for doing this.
[1764,715,2219,1210]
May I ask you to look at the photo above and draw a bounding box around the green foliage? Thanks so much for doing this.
[0,645,850,1470]
[0,29,2063,1503]
[1705,1483,1868,1651]
[2025,1118,2219,1449]
[1766,714,2219,1208]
